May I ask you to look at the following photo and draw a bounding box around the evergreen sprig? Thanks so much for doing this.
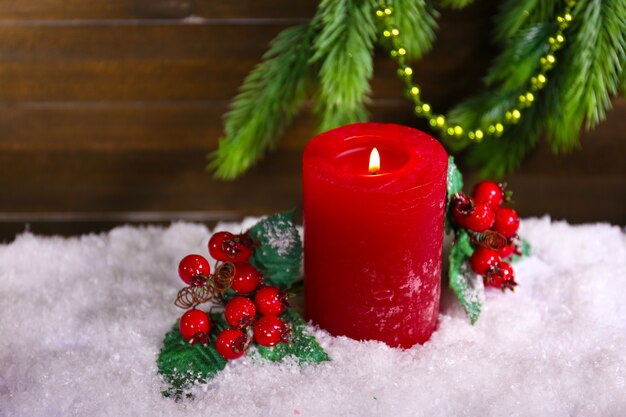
[494,0,560,42]
[210,0,626,179]
[209,24,315,179]
[312,0,377,132]
[390,0,439,60]
[444,0,626,176]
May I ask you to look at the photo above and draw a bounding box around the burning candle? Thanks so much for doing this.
[303,122,448,348]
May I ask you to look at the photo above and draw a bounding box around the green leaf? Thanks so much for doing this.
[156,320,228,399]
[510,237,531,263]
[248,210,303,289]
[448,230,484,324]
[445,156,464,233]
[256,309,330,363]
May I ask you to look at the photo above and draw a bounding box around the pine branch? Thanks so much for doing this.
[545,0,626,151]
[437,0,476,10]
[464,96,545,179]
[495,0,560,42]
[390,0,439,60]
[208,24,316,179]
[311,0,377,132]
[485,23,553,92]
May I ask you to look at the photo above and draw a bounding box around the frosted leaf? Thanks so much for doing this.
[248,210,303,289]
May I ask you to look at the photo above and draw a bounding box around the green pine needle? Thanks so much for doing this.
[389,0,439,60]
[545,0,626,152]
[464,102,544,179]
[485,23,553,92]
[208,24,315,179]
[311,0,377,132]
[494,0,560,42]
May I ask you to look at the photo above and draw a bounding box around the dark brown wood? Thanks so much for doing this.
[0,0,318,20]
[0,100,623,219]
[0,0,623,241]
[0,101,416,151]
[0,3,495,102]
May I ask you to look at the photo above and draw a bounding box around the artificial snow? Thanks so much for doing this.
[1,218,625,417]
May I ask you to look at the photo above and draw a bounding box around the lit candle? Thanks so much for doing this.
[303,122,448,348]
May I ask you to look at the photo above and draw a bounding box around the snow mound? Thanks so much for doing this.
[0,218,625,417]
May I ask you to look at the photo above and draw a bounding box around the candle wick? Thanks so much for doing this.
[370,171,378,175]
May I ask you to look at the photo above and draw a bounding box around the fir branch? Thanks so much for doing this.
[209,24,316,179]
[390,0,439,60]
[485,23,553,92]
[464,97,545,178]
[446,89,521,150]
[545,0,626,151]
[311,0,377,132]
[437,0,476,9]
[495,0,560,42]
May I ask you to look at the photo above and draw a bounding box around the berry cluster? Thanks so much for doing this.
[451,181,521,290]
[176,231,291,360]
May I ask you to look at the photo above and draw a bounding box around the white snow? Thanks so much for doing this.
[1,217,625,417]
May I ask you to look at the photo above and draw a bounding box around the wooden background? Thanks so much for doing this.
[0,0,624,239]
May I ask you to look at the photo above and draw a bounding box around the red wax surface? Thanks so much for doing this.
[303,123,448,348]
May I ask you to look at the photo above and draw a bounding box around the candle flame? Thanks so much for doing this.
[369,147,380,174]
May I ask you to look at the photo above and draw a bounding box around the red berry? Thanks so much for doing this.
[254,286,287,316]
[469,247,500,275]
[178,254,211,285]
[224,296,257,329]
[493,207,520,238]
[179,309,211,344]
[485,261,517,290]
[465,201,495,232]
[253,316,290,347]
[231,262,262,294]
[451,193,471,228]
[208,231,253,263]
[499,242,517,259]
[216,329,249,360]
[472,181,504,210]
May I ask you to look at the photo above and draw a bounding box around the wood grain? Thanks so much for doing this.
[0,0,623,240]
[0,0,318,20]
[0,101,417,151]
[0,3,494,102]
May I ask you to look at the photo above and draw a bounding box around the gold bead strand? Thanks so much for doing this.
[375,0,576,142]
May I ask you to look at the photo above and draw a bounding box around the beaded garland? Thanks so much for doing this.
[376,0,576,142]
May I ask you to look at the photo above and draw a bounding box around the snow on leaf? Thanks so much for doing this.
[448,229,484,324]
[511,236,531,263]
[248,210,303,289]
[256,309,330,364]
[445,156,464,233]
[156,319,228,399]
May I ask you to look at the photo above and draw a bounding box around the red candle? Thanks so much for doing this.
[303,123,448,348]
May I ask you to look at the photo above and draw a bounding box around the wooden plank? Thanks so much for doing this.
[0,98,623,174]
[0,147,622,228]
[0,149,302,214]
[0,101,416,151]
[0,0,318,20]
[0,5,496,102]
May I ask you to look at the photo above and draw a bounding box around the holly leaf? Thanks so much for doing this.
[156,320,228,399]
[248,210,303,289]
[511,237,531,263]
[445,156,464,233]
[256,309,330,364]
[448,229,484,324]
